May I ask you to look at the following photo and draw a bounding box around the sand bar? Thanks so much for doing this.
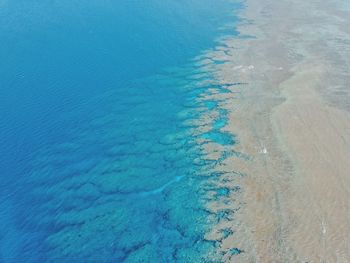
[205,0,350,261]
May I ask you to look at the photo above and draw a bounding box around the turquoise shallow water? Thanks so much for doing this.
[0,0,242,262]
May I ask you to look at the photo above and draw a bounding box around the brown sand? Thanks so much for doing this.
[202,0,350,261]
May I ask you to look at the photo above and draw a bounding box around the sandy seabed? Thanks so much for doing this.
[203,0,350,261]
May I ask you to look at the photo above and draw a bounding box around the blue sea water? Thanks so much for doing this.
[0,0,242,262]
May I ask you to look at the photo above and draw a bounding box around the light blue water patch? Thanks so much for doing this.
[213,118,228,130]
[221,228,234,240]
[216,187,230,198]
[204,101,218,110]
[202,131,236,146]
[213,60,229,65]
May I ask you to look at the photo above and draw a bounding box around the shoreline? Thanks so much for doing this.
[204,0,350,261]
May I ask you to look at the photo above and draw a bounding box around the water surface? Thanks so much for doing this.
[0,0,242,261]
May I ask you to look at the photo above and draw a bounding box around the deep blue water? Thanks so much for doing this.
[0,0,242,262]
